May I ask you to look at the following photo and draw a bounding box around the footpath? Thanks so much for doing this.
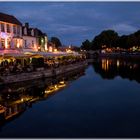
[0,61,88,85]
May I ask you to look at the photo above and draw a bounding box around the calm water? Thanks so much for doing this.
[0,58,140,138]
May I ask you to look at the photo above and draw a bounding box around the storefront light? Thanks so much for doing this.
[49,46,52,52]
[41,39,44,43]
[54,49,57,52]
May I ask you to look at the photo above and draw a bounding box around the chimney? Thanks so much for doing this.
[25,22,29,28]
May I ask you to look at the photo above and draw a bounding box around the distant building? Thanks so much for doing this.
[34,28,48,52]
[0,12,23,50]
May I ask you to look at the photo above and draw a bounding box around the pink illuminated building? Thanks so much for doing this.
[0,12,23,50]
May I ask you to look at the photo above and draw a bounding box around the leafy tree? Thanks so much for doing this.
[81,39,91,51]
[91,30,119,50]
[50,37,62,48]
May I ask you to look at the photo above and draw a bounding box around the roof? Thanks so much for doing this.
[0,12,22,26]
[22,26,35,37]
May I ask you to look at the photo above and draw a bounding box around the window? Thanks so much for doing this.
[7,39,11,48]
[1,38,5,49]
[7,24,10,33]
[13,26,16,34]
[32,41,34,47]
[14,39,17,48]
[1,23,5,32]
[24,40,27,48]
[17,26,20,36]
[24,28,27,35]
[31,29,34,36]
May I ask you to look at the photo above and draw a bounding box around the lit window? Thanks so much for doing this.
[7,39,11,48]
[1,38,5,49]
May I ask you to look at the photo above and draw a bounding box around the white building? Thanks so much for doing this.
[22,23,38,52]
[0,12,23,50]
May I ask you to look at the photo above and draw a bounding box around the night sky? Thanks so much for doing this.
[0,2,140,46]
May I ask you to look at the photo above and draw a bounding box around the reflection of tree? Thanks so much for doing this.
[92,58,140,83]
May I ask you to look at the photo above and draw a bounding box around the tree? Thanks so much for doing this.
[91,30,119,50]
[50,37,62,48]
[80,39,92,51]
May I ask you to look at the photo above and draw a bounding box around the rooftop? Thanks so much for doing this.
[0,12,22,26]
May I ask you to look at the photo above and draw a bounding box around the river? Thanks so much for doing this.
[0,58,140,138]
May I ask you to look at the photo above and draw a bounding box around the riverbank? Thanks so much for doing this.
[0,61,88,85]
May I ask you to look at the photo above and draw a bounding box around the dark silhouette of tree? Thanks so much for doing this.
[91,30,119,50]
[117,35,129,49]
[50,37,62,48]
[80,29,140,51]
[81,39,92,51]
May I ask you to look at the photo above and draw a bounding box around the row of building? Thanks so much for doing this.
[0,12,55,54]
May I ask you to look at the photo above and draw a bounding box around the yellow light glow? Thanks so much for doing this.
[59,81,65,84]
[17,42,20,48]
[49,46,52,52]
[5,38,8,49]
[117,60,120,68]
[54,49,57,52]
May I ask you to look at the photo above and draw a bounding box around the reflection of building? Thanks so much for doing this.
[0,12,23,49]
[4,103,26,120]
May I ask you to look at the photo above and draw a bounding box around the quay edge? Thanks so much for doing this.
[0,61,88,86]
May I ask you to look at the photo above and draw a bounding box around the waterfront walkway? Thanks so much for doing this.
[0,61,88,85]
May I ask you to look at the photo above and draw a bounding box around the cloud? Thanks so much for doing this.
[1,2,140,46]
[111,23,138,34]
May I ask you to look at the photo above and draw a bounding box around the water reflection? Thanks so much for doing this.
[0,68,85,126]
[92,58,140,83]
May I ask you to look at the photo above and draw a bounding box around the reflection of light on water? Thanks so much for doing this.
[117,60,120,68]
[102,59,109,71]
[0,105,6,113]
[45,81,66,94]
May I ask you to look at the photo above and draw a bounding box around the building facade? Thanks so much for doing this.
[22,23,38,52]
[34,28,48,52]
[0,12,23,50]
[22,23,48,52]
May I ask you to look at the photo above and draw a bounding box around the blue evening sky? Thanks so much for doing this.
[0,2,140,46]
